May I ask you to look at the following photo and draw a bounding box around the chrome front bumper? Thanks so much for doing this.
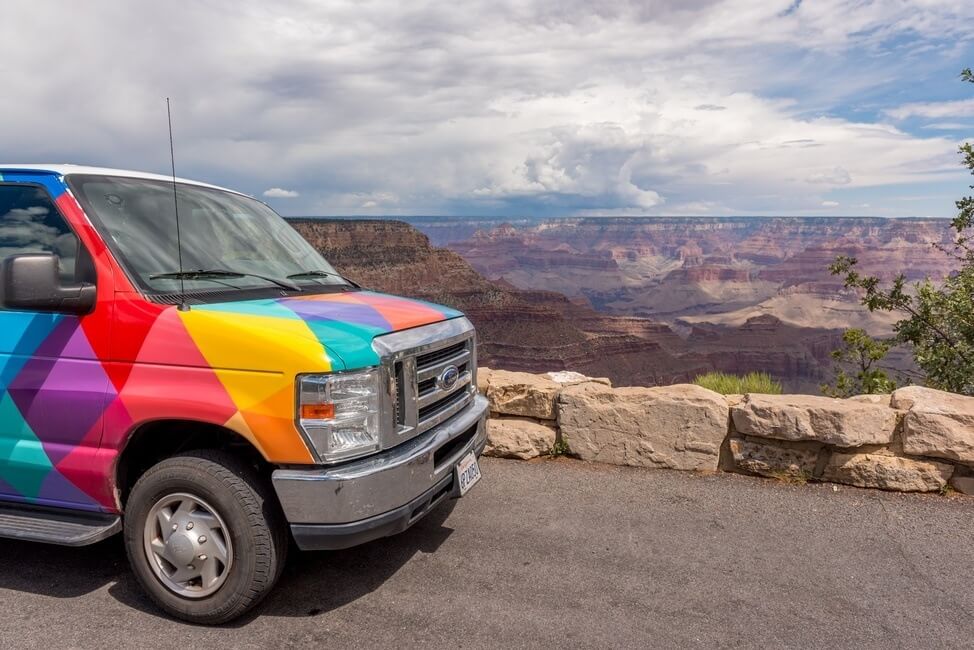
[272,393,488,550]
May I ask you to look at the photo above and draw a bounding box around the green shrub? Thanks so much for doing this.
[693,371,783,395]
[549,439,571,457]
[820,328,896,398]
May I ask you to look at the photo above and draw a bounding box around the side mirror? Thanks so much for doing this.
[0,253,96,315]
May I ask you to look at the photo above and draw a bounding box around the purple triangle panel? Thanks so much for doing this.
[60,321,101,360]
[37,470,98,507]
[280,299,393,331]
[10,357,110,456]
[32,317,82,359]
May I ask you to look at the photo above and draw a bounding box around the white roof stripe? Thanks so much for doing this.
[0,164,250,197]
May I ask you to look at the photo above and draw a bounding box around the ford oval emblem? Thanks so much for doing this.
[437,365,461,391]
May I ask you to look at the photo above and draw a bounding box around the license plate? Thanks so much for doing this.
[456,452,482,496]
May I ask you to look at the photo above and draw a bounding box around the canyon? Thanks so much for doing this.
[406,216,958,390]
[288,217,955,392]
[429,217,955,330]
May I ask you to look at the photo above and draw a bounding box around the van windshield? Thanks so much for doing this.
[67,174,348,295]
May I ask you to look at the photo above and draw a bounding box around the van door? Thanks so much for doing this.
[0,182,108,509]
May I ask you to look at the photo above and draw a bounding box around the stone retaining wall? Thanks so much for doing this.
[478,367,974,495]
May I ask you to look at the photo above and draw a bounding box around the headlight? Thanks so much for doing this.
[297,368,382,462]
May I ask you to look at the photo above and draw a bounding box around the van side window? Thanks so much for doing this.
[0,184,81,283]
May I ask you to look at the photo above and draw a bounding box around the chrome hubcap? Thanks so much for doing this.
[143,493,232,598]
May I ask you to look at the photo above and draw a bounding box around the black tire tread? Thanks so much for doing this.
[124,450,287,624]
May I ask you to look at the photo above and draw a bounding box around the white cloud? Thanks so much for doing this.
[263,188,299,198]
[922,122,974,130]
[885,98,974,120]
[0,0,971,217]
[821,200,840,207]
[806,167,852,185]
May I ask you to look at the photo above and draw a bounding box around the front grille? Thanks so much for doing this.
[373,319,478,448]
[417,360,468,396]
[418,377,437,397]
[418,387,469,422]
[416,341,467,368]
[412,335,474,434]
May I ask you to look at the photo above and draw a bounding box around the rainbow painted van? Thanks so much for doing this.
[0,165,487,623]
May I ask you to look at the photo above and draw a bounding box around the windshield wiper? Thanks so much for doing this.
[286,269,360,288]
[150,269,301,292]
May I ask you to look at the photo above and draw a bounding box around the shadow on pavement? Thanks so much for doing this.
[0,500,457,626]
[257,500,457,620]
[0,534,127,599]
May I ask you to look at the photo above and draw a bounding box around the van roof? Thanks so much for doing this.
[0,164,247,196]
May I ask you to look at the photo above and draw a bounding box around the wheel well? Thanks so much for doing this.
[116,420,271,509]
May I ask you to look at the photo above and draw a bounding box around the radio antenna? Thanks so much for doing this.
[166,97,189,312]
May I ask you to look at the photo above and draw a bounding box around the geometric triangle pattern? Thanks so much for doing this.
[0,313,106,511]
[0,171,462,514]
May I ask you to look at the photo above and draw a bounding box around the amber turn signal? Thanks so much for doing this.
[300,403,336,420]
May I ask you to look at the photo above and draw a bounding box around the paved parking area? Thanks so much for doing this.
[1,457,973,648]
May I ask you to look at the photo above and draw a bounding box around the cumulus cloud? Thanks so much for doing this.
[263,188,299,198]
[0,0,971,217]
[264,187,301,199]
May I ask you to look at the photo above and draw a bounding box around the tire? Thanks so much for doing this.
[123,450,288,624]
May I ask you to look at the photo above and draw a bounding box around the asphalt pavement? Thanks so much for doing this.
[1,457,973,649]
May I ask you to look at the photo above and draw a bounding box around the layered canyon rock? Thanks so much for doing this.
[558,383,728,471]
[440,217,955,310]
[731,394,897,447]
[413,216,956,392]
[892,386,974,464]
[682,315,845,393]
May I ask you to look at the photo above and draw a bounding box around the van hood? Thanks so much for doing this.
[185,290,464,371]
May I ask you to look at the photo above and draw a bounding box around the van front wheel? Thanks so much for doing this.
[123,450,287,624]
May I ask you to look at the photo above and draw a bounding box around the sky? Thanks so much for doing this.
[1,0,973,218]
